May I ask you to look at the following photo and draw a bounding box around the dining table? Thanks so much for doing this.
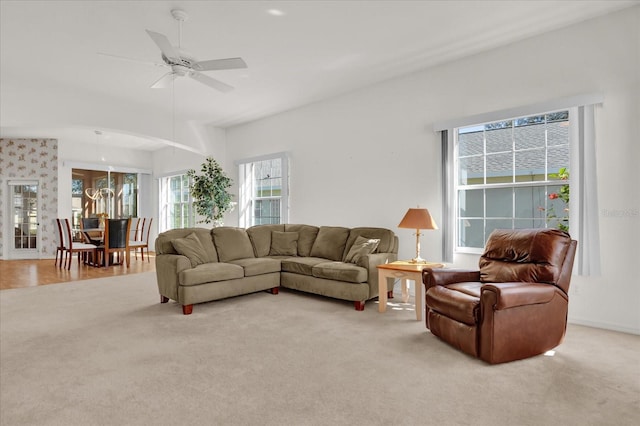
[83,225,129,267]
[81,227,104,243]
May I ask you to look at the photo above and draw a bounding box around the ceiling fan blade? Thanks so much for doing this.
[145,30,180,62]
[192,57,248,72]
[97,52,166,68]
[151,72,176,89]
[190,72,234,92]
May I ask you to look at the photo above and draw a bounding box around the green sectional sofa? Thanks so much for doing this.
[154,224,399,314]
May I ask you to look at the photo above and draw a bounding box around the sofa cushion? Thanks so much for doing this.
[344,236,380,264]
[179,262,244,286]
[312,261,368,284]
[285,224,319,257]
[247,224,285,257]
[212,227,256,262]
[309,226,350,261]
[269,231,299,256]
[171,232,216,268]
[281,257,329,276]
[229,258,282,277]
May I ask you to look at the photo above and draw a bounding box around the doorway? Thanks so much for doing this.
[8,180,40,259]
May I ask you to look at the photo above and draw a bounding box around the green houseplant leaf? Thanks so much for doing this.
[547,167,570,232]
[186,157,233,225]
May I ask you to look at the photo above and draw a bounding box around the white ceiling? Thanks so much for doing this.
[1,0,637,151]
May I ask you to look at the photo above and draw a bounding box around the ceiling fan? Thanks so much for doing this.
[101,9,247,92]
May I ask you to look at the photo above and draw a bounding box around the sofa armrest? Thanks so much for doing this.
[422,268,480,292]
[481,282,566,310]
[360,252,399,298]
[155,254,192,302]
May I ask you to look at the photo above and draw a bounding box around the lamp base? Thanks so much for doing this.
[408,256,427,264]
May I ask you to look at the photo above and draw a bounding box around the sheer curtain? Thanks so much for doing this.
[570,104,601,275]
[440,130,454,263]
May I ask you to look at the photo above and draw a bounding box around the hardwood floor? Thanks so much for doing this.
[0,253,156,290]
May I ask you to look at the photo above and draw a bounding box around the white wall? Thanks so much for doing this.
[225,8,640,334]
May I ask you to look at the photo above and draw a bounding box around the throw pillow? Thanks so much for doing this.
[269,231,299,256]
[345,236,380,264]
[172,232,210,268]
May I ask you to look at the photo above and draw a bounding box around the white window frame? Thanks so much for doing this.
[453,110,570,254]
[236,152,289,228]
[158,172,194,232]
[435,93,603,273]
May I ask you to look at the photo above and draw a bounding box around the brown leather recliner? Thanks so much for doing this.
[422,228,577,364]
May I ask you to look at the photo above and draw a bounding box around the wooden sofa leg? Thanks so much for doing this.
[182,304,193,315]
[160,295,169,303]
[267,287,279,295]
[387,290,394,299]
[354,301,365,311]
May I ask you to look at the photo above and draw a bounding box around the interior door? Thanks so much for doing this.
[8,181,40,259]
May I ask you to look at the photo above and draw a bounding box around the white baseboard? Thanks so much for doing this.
[568,317,640,335]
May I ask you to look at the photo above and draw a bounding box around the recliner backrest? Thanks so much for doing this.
[479,228,573,289]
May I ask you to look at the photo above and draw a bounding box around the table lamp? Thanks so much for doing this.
[398,207,438,263]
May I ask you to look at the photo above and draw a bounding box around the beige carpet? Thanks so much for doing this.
[1,273,639,426]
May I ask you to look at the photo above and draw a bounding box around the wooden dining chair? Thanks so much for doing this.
[129,217,141,242]
[62,218,98,269]
[100,218,132,267]
[81,217,102,245]
[129,217,152,262]
[54,218,67,267]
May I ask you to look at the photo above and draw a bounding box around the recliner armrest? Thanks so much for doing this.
[481,282,565,310]
[423,268,480,292]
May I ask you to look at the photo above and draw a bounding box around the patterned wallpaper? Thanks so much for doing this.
[0,139,58,259]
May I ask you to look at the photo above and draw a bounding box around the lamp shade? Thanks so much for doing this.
[398,208,438,230]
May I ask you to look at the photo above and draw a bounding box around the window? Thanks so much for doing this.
[121,173,138,218]
[237,153,289,227]
[437,94,602,273]
[159,173,194,232]
[71,178,83,233]
[72,169,138,223]
[455,111,570,251]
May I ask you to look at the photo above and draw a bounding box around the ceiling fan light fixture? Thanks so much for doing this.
[171,9,189,22]
[172,65,190,77]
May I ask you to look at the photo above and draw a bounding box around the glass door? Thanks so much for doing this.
[9,181,40,259]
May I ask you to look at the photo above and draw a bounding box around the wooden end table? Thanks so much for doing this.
[377,261,444,321]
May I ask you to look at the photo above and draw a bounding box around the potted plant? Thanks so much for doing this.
[545,167,570,232]
[187,157,234,226]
